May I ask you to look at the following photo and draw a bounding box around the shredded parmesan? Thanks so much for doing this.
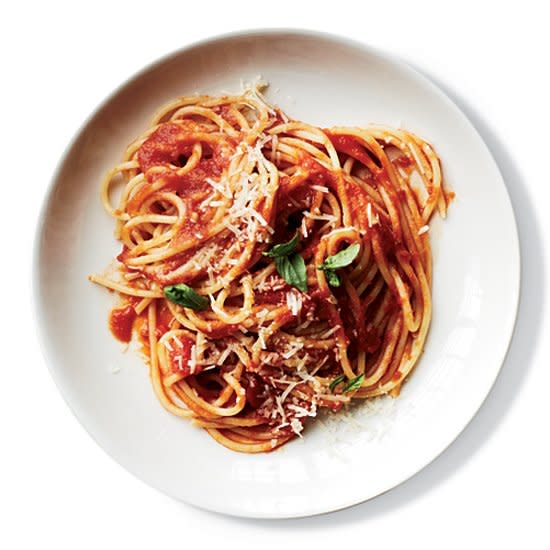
[282,341,304,359]
[205,177,232,198]
[318,325,341,339]
[300,217,309,238]
[288,403,317,418]
[257,328,268,350]
[304,211,337,222]
[286,291,302,316]
[163,340,173,352]
[289,418,304,437]
[188,345,197,374]
[418,224,430,235]
[216,346,233,366]
[367,203,379,227]
[311,185,329,193]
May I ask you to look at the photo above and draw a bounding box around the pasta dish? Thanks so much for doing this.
[90,82,453,452]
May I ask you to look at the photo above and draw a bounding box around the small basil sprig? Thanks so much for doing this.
[329,375,346,392]
[263,233,299,258]
[164,283,209,311]
[342,373,365,393]
[329,373,365,394]
[317,243,360,287]
[263,234,307,292]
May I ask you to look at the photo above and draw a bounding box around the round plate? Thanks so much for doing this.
[34,30,520,518]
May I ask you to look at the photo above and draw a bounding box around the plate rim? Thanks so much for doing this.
[32,27,521,518]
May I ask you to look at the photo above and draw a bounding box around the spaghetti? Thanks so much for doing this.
[90,82,453,453]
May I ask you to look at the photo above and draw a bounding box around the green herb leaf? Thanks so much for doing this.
[325,270,341,287]
[275,252,308,292]
[164,284,209,311]
[329,375,346,393]
[342,373,365,393]
[263,233,299,258]
[318,243,360,271]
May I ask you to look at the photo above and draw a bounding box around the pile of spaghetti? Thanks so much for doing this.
[90,83,452,453]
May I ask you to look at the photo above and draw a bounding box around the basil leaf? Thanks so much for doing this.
[342,373,365,393]
[164,284,209,311]
[263,233,299,258]
[325,270,341,287]
[319,243,360,271]
[329,375,346,393]
[275,253,307,292]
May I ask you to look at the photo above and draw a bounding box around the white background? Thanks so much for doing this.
[2,1,549,547]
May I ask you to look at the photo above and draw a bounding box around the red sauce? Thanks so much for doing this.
[109,305,137,343]
[129,121,235,214]
[138,121,204,172]
[325,132,380,170]
[255,288,289,307]
[394,155,413,168]
[374,219,398,257]
[278,182,314,212]
[154,301,173,337]
[345,178,371,228]
[336,289,381,354]
[212,104,240,127]
[300,156,333,187]
[361,326,381,353]
[201,323,240,339]
[241,372,269,409]
[396,248,412,264]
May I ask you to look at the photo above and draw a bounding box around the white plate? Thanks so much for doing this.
[34,30,520,518]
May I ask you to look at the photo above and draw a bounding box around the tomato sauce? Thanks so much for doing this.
[132,121,234,209]
[241,372,269,409]
[300,155,333,187]
[344,177,371,228]
[201,323,240,339]
[394,155,413,168]
[374,219,398,257]
[109,304,137,343]
[255,288,289,307]
[155,301,174,338]
[138,121,204,172]
[325,132,380,171]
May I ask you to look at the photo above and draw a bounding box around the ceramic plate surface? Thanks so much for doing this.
[34,30,520,518]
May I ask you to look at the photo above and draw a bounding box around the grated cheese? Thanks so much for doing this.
[257,328,268,350]
[216,346,233,366]
[282,341,304,359]
[303,211,337,222]
[288,403,317,418]
[205,177,232,198]
[285,291,302,316]
[418,224,430,235]
[318,325,341,339]
[300,217,309,238]
[188,345,197,374]
[311,185,329,193]
[289,418,304,437]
